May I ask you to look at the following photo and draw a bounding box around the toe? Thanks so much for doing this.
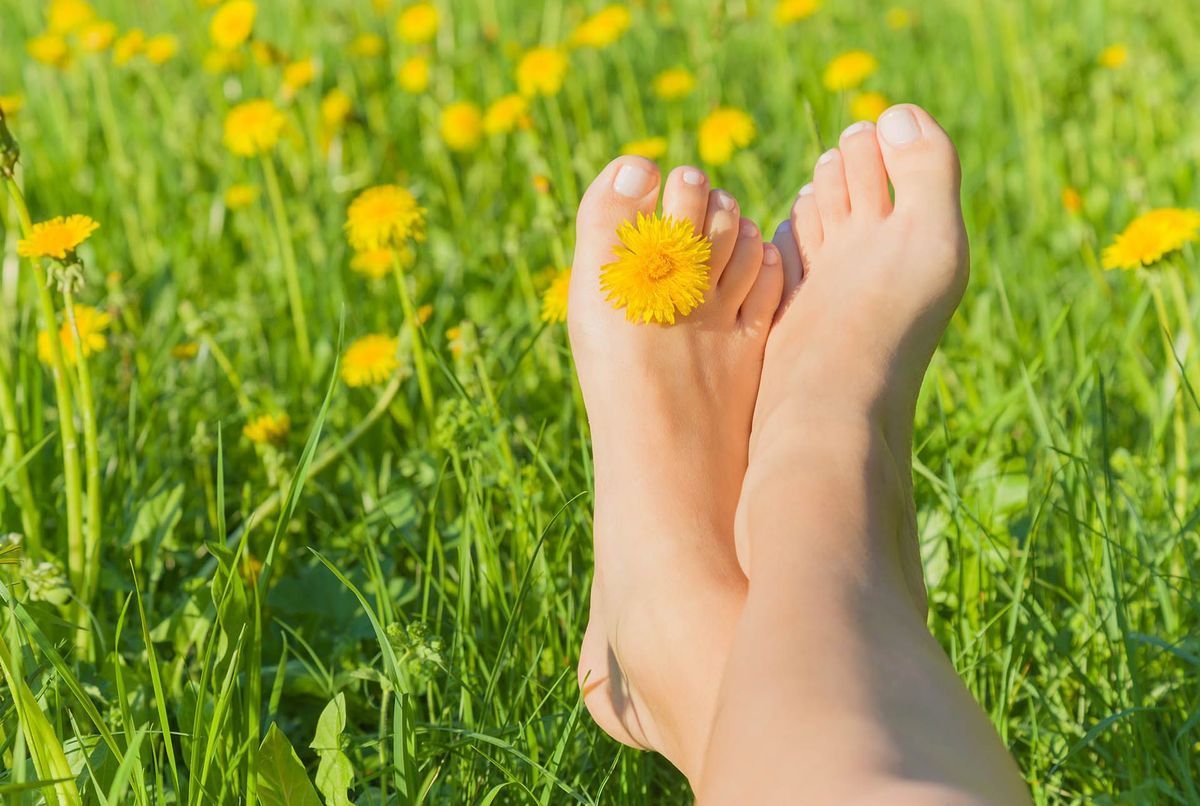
[790,184,823,264]
[715,218,764,309]
[739,242,785,331]
[839,121,892,218]
[771,220,803,318]
[702,189,741,286]
[812,148,850,227]
[875,105,962,217]
[661,165,712,236]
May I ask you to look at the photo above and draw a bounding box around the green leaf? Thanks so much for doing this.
[311,693,354,806]
[256,723,322,806]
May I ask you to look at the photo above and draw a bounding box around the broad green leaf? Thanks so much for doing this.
[256,723,321,806]
[311,693,354,806]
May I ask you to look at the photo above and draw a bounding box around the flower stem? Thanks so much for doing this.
[260,156,312,370]
[391,254,435,419]
[0,360,40,553]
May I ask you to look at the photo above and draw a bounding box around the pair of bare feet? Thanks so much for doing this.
[568,105,1029,803]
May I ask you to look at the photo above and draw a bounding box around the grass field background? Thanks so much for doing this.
[2,0,1199,802]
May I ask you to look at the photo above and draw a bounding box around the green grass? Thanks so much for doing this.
[1,0,1199,802]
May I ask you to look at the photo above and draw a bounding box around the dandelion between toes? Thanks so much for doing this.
[570,104,1030,802]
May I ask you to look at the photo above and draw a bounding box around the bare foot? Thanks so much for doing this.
[569,155,782,781]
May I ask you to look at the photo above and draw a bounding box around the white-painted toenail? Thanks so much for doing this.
[762,245,780,265]
[682,169,706,186]
[878,107,920,146]
[740,219,758,237]
[716,190,736,211]
[841,121,872,138]
[817,149,839,165]
[798,183,815,196]
[614,164,654,197]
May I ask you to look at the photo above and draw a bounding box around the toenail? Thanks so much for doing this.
[614,163,655,197]
[682,169,706,186]
[878,107,921,146]
[716,190,736,211]
[841,121,872,138]
[798,183,815,196]
[762,244,780,265]
[817,149,839,165]
[741,219,758,237]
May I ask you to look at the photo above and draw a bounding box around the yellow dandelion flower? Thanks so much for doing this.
[417,304,433,324]
[773,0,820,25]
[0,96,24,116]
[652,67,696,101]
[143,34,179,64]
[282,59,317,96]
[1061,187,1082,214]
[28,34,71,67]
[532,174,551,194]
[250,40,285,66]
[211,0,256,50]
[1099,44,1128,69]
[823,50,878,91]
[78,20,117,52]
[170,341,200,359]
[698,107,755,165]
[350,33,385,57]
[397,55,430,93]
[1102,208,1200,271]
[483,93,529,135]
[341,334,400,386]
[244,413,291,445]
[350,246,413,279]
[18,214,100,260]
[48,0,95,33]
[223,99,285,156]
[570,6,631,49]
[517,47,568,97]
[601,212,711,324]
[224,183,259,209]
[321,88,353,129]
[345,185,426,251]
[396,2,438,44]
[850,91,889,122]
[440,101,484,152]
[112,28,145,65]
[622,136,668,160]
[203,48,245,73]
[37,304,111,366]
[541,269,571,323]
[885,7,914,29]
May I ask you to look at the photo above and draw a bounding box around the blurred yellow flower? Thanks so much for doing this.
[251,40,285,65]
[698,107,755,165]
[144,34,179,64]
[440,101,484,152]
[244,413,290,445]
[823,50,878,91]
[570,6,631,49]
[345,185,426,251]
[113,29,145,65]
[0,96,24,116]
[223,99,285,156]
[282,59,317,96]
[28,34,71,67]
[850,91,889,122]
[541,269,571,323]
[1099,44,1128,69]
[350,33,385,57]
[396,2,438,44]
[885,7,914,29]
[211,0,256,50]
[601,212,711,325]
[224,183,259,209]
[18,215,100,260]
[48,0,95,33]
[622,136,668,160]
[1102,208,1200,270]
[321,88,353,129]
[773,0,820,24]
[517,47,568,97]
[203,48,245,73]
[1061,187,1082,214]
[652,67,695,100]
[398,55,430,92]
[78,20,117,52]
[341,334,400,386]
[37,305,111,366]
[170,341,200,359]
[483,94,529,135]
[350,246,413,279]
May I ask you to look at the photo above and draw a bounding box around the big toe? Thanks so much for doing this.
[875,105,962,216]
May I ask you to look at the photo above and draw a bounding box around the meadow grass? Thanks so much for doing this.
[1,0,1199,803]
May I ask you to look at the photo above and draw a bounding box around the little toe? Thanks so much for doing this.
[839,121,892,218]
[715,218,764,310]
[739,242,785,332]
[702,189,741,286]
[813,148,850,226]
[661,165,712,236]
[771,220,803,316]
[875,105,962,218]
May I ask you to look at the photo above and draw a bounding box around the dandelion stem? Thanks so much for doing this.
[391,254,435,419]
[0,361,40,553]
[260,155,312,371]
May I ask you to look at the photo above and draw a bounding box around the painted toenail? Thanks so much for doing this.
[878,108,921,146]
[798,183,815,196]
[762,244,780,265]
[614,163,655,197]
[682,169,706,186]
[741,219,758,237]
[716,190,736,211]
[817,149,839,165]
[841,121,872,138]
